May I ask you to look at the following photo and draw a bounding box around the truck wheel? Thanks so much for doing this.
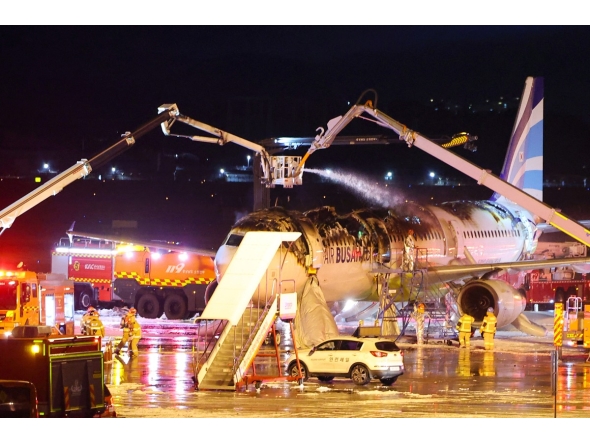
[136,293,161,319]
[77,290,93,311]
[164,294,188,320]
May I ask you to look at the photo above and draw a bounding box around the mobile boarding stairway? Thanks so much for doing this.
[192,231,300,391]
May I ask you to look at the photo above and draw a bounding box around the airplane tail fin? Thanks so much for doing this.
[492,77,544,203]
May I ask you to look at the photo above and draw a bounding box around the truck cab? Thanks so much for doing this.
[0,270,40,337]
[0,270,75,337]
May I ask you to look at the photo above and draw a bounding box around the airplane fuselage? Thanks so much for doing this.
[214,201,538,303]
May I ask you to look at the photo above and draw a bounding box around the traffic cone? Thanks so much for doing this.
[104,340,113,362]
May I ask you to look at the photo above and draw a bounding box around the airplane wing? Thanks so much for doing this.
[66,230,217,258]
[426,255,590,282]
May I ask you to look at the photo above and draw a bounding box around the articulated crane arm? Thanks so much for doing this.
[0,105,180,235]
[0,102,306,234]
[159,106,302,188]
[294,89,590,248]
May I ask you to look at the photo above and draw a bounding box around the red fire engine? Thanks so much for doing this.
[523,266,589,310]
[51,234,216,320]
[0,269,75,337]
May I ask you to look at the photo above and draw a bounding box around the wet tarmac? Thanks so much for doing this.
[104,324,590,418]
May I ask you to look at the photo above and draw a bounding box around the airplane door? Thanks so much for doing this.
[449,221,463,258]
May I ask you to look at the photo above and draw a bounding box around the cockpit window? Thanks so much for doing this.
[225,234,244,247]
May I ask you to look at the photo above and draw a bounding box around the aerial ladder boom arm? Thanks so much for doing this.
[160,110,273,185]
[0,160,92,233]
[296,97,590,248]
[0,105,180,234]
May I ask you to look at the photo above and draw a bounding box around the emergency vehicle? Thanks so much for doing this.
[0,327,107,417]
[0,269,75,337]
[51,234,216,320]
[523,266,589,310]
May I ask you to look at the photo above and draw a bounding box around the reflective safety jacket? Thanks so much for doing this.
[128,315,142,339]
[480,313,497,334]
[456,314,475,333]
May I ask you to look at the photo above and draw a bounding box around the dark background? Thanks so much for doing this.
[1,25,590,270]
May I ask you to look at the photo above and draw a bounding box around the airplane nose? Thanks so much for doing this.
[214,245,237,282]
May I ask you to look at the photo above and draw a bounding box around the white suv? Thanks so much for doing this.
[285,336,404,386]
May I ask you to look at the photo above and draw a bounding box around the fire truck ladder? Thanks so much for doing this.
[192,231,301,391]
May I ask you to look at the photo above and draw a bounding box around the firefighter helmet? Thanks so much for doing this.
[87,306,95,312]
[417,303,425,313]
[487,307,494,313]
[129,307,137,315]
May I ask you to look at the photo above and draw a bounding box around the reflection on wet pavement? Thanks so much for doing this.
[106,341,590,418]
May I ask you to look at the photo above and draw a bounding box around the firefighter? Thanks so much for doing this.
[127,308,142,358]
[81,306,105,337]
[403,229,416,272]
[114,309,131,356]
[411,303,430,345]
[480,307,497,350]
[457,312,475,348]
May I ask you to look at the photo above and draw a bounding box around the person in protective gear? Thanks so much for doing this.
[127,308,142,358]
[114,308,131,356]
[480,307,497,350]
[411,303,430,345]
[456,312,475,348]
[403,229,416,272]
[80,306,104,337]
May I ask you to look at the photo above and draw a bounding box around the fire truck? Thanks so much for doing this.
[51,234,216,320]
[0,269,75,337]
[523,266,589,310]
[498,242,589,311]
[0,327,107,417]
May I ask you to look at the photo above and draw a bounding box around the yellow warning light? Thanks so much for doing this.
[31,344,40,354]
[35,177,41,183]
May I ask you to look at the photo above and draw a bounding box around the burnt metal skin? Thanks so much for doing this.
[216,199,537,330]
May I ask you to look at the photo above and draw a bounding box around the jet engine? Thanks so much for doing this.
[457,279,526,329]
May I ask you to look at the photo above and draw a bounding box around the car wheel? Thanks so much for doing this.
[350,364,371,386]
[287,361,308,382]
[317,376,334,383]
[380,376,398,386]
[137,293,161,319]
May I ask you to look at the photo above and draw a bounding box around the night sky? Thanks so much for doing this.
[2,23,590,270]
[2,25,590,177]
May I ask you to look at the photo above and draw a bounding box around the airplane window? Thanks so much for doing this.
[225,234,243,247]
